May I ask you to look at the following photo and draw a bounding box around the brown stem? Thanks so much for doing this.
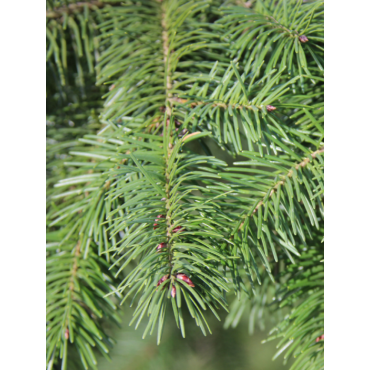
[160,2,175,279]
[69,241,81,291]
[64,241,81,336]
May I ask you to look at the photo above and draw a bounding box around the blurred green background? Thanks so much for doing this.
[68,306,293,370]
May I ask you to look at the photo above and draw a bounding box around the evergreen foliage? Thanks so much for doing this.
[46,1,324,369]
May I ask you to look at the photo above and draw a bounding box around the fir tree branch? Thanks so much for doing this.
[266,240,324,368]
[250,147,324,216]
[46,1,324,367]
[220,0,324,79]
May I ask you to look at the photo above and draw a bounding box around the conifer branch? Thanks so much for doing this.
[251,147,324,216]
[47,1,324,368]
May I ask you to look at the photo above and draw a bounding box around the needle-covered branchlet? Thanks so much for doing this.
[251,147,324,216]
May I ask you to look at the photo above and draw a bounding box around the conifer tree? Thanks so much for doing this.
[46,1,324,369]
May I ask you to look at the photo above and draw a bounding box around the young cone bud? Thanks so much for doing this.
[154,214,165,229]
[266,105,276,112]
[157,243,167,252]
[171,285,176,297]
[299,35,309,43]
[176,273,195,287]
[315,334,324,342]
[173,226,184,233]
[157,274,169,287]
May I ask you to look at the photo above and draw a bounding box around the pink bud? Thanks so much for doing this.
[154,214,165,229]
[266,105,276,112]
[176,273,195,287]
[157,274,169,287]
[157,243,167,252]
[171,285,176,297]
[64,328,69,340]
[173,226,184,233]
[299,35,309,43]
[315,334,324,342]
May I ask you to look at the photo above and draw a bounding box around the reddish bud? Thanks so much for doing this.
[109,84,115,91]
[176,273,195,287]
[161,197,166,201]
[299,35,309,43]
[154,215,165,229]
[157,243,167,251]
[173,226,184,233]
[64,328,69,340]
[171,285,176,297]
[175,120,182,127]
[315,334,324,342]
[266,105,276,112]
[157,274,169,287]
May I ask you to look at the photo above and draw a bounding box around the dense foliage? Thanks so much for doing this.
[46,1,324,369]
